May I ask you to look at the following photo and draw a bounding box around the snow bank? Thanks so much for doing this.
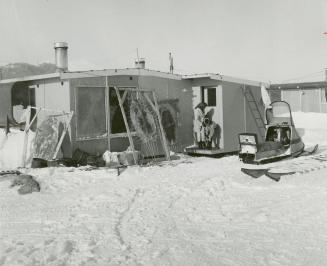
[292,112,327,146]
[0,129,35,170]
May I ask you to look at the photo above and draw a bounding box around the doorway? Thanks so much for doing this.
[11,82,36,124]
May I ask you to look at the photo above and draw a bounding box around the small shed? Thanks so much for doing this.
[269,81,327,113]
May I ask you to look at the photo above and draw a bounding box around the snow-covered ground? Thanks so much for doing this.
[0,112,327,266]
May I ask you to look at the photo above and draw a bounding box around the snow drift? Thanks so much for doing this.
[0,129,35,170]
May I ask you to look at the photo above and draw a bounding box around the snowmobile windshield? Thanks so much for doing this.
[266,101,293,126]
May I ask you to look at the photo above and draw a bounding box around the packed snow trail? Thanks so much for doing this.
[2,154,327,265]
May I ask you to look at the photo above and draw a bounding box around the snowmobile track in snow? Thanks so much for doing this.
[277,153,327,174]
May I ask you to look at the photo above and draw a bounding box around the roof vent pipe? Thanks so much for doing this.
[54,42,68,72]
[135,58,145,69]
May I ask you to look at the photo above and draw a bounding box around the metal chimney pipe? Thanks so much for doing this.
[135,58,145,69]
[54,42,68,72]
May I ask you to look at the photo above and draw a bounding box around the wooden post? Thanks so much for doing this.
[21,106,31,167]
[52,112,74,160]
[114,87,138,165]
[243,84,247,132]
[144,93,156,111]
[105,76,111,151]
[152,92,171,160]
[121,91,128,104]
[25,107,41,132]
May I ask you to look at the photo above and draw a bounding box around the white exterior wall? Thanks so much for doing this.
[35,80,70,111]
[282,88,322,113]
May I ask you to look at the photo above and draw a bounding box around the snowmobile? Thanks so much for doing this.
[238,101,305,164]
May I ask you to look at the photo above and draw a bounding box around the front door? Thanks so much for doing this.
[192,86,223,148]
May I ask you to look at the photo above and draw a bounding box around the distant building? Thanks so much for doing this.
[268,81,327,113]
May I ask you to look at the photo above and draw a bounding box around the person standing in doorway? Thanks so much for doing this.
[194,102,207,148]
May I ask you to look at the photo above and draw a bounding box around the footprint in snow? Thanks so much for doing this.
[254,213,268,223]
[5,246,14,253]
[62,240,75,255]
[46,254,57,263]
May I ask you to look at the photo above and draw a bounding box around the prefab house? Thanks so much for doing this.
[0,69,266,159]
[268,81,327,113]
[0,43,267,161]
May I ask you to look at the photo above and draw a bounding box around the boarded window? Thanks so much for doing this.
[76,87,106,138]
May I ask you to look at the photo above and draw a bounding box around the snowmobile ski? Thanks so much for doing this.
[241,168,268,178]
[265,171,296,182]
[241,168,296,181]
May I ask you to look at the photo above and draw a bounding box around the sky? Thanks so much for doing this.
[1,0,327,83]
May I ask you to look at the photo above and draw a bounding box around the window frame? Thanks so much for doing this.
[109,86,137,137]
[75,85,140,141]
[75,86,108,141]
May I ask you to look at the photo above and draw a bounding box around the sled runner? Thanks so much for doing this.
[239,101,305,164]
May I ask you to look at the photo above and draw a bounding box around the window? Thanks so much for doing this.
[207,88,216,106]
[76,87,106,138]
[321,88,327,103]
[201,87,216,106]
[109,87,127,134]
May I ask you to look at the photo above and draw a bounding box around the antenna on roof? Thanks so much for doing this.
[136,48,140,63]
[169,52,174,74]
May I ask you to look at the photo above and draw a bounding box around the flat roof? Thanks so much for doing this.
[269,81,327,90]
[182,73,267,87]
[61,68,183,80]
[0,73,60,84]
[0,68,182,84]
[0,68,267,87]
